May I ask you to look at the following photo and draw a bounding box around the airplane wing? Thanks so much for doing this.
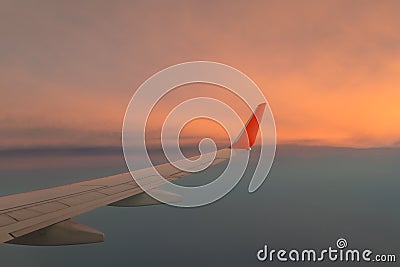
[0,103,266,246]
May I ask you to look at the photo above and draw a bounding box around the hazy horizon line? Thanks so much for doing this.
[1,143,399,156]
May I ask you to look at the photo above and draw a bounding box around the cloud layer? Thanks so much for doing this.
[1,0,399,148]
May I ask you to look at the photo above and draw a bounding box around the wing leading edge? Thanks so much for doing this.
[0,103,266,246]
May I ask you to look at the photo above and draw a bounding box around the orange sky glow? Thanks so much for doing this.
[1,0,400,149]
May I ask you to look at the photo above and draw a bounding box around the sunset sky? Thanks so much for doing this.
[1,0,400,149]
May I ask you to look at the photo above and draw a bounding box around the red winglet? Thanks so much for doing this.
[231,103,266,149]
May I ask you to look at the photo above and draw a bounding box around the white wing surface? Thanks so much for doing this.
[0,104,265,246]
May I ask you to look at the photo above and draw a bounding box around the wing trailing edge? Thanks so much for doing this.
[108,189,182,207]
[6,219,104,246]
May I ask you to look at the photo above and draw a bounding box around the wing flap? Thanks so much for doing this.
[58,191,108,206]
[0,214,17,227]
[7,208,42,221]
[7,219,104,246]
[27,202,69,213]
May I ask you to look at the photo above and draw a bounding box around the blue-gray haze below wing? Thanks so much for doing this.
[0,145,399,266]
